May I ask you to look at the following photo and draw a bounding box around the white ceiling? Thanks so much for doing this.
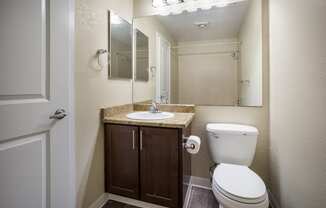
[156,1,250,42]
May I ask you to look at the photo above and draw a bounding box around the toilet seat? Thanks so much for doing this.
[213,164,267,204]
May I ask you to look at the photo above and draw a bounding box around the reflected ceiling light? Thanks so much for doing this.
[171,7,183,15]
[194,21,209,29]
[111,13,122,24]
[153,0,244,16]
[186,3,198,12]
[153,0,167,7]
[216,2,229,7]
[167,0,180,5]
[200,3,213,10]
[159,8,171,16]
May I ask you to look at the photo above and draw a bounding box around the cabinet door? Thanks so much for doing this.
[140,127,179,207]
[105,124,139,199]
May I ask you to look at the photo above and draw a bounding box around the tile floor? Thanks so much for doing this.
[188,186,219,208]
[102,186,219,208]
[103,187,272,208]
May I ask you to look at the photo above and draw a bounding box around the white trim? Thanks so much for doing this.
[155,32,161,102]
[88,193,168,208]
[88,177,213,208]
[267,189,281,208]
[88,193,109,208]
[182,176,212,208]
[183,182,192,208]
[67,0,76,207]
[190,176,212,189]
[155,32,171,103]
[108,193,167,208]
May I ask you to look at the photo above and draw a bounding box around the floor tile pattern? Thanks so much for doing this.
[188,186,219,208]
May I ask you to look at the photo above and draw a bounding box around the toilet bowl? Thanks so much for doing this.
[206,123,269,208]
[212,164,269,208]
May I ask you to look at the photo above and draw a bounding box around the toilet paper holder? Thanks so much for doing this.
[183,136,196,150]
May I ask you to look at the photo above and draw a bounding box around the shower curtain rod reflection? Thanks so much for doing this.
[177,50,239,57]
[172,41,241,49]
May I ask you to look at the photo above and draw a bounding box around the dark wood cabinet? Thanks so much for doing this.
[104,124,191,208]
[105,125,139,199]
[140,127,179,207]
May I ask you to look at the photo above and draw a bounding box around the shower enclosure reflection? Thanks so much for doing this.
[133,0,263,107]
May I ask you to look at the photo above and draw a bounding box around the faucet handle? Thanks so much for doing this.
[150,101,159,113]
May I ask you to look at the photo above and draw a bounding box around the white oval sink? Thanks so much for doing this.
[126,111,174,120]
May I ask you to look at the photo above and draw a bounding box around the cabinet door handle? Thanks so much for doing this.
[140,130,143,151]
[132,130,135,150]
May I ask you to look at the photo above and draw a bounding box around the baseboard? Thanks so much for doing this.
[88,193,109,208]
[108,193,167,208]
[182,176,211,208]
[88,192,167,208]
[89,176,212,208]
[267,189,281,208]
[183,182,192,208]
[190,176,211,189]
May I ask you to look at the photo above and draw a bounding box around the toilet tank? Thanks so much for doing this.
[206,123,259,166]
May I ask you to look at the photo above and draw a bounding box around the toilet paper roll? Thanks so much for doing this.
[185,135,201,154]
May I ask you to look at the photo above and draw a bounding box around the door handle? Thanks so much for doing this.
[132,130,135,150]
[49,109,67,120]
[140,130,143,151]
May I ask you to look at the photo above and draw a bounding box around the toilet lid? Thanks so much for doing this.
[213,164,266,204]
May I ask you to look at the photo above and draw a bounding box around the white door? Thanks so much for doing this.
[156,33,171,103]
[0,0,74,208]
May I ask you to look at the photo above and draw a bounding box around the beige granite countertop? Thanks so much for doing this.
[102,103,195,128]
[103,111,195,128]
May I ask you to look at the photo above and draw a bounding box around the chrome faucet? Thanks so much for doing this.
[149,101,160,113]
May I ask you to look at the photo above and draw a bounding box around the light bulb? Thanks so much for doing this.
[167,0,179,5]
[159,8,171,16]
[185,2,198,12]
[216,2,229,8]
[201,3,213,10]
[153,0,165,7]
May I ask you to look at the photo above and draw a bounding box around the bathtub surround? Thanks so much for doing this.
[269,0,326,207]
[177,40,240,106]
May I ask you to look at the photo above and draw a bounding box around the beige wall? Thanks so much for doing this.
[269,0,326,207]
[75,0,133,207]
[239,0,263,106]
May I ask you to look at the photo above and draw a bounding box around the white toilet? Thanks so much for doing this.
[206,123,269,208]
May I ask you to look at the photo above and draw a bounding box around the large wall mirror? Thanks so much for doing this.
[132,0,264,107]
[108,11,133,79]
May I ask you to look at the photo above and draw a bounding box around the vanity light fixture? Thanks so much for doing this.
[111,13,122,24]
[153,0,247,16]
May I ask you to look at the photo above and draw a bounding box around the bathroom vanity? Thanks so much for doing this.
[102,104,195,208]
